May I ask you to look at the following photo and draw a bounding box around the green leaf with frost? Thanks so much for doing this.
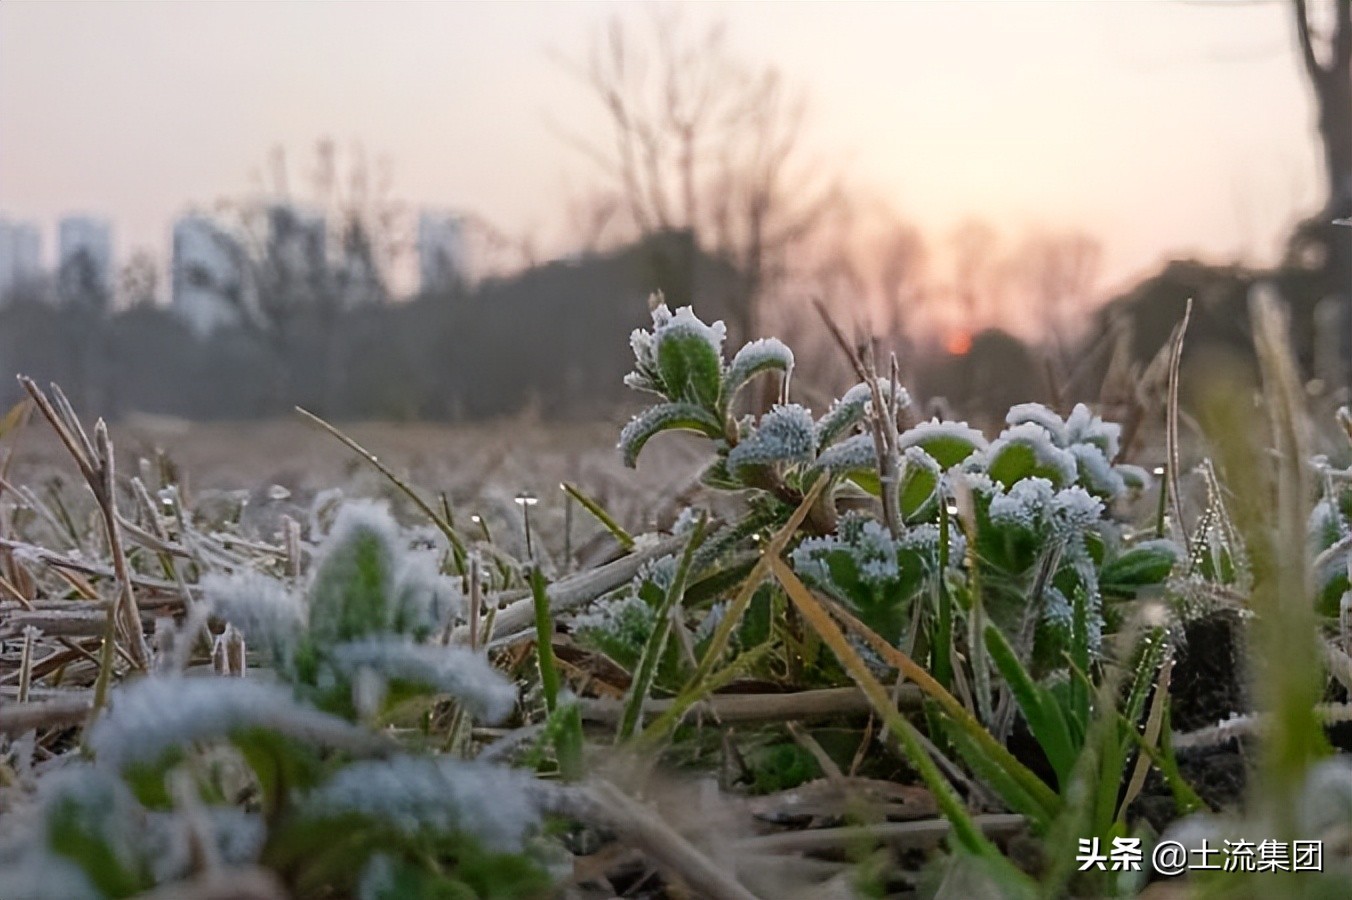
[654,310,724,408]
[724,338,793,403]
[618,402,723,468]
[309,504,398,645]
[1100,540,1178,597]
[897,420,987,468]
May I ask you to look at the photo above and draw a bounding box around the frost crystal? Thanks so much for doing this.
[326,638,517,724]
[305,756,538,852]
[727,403,817,475]
[87,677,317,770]
[815,380,909,447]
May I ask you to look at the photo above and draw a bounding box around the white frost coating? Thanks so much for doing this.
[988,478,1057,531]
[1050,487,1105,538]
[306,756,538,852]
[87,677,314,770]
[986,422,1078,485]
[203,570,306,659]
[815,433,878,472]
[1070,443,1126,499]
[898,419,988,455]
[326,638,517,724]
[728,403,816,474]
[656,305,727,359]
[1065,402,1122,460]
[618,402,718,466]
[727,338,794,389]
[793,517,901,588]
[318,499,401,559]
[1005,403,1069,446]
[390,548,464,636]
[817,380,910,446]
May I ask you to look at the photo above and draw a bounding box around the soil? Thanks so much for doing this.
[1130,612,1250,832]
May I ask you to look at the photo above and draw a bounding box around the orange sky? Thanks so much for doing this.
[0,1,1324,305]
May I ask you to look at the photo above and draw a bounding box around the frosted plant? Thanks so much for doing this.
[570,591,658,669]
[324,638,517,724]
[0,765,146,899]
[144,807,265,883]
[791,513,939,644]
[304,755,539,852]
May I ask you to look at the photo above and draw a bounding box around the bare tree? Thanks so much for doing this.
[1293,0,1352,384]
[561,9,838,342]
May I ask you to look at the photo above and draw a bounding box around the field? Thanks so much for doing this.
[0,299,1350,899]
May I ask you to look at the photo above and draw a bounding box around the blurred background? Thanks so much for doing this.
[0,1,1348,460]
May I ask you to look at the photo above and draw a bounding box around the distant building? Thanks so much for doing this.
[0,218,42,304]
[172,213,246,336]
[57,215,114,309]
[264,203,327,283]
[417,211,467,294]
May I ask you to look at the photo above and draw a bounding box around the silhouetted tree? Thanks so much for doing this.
[562,9,838,343]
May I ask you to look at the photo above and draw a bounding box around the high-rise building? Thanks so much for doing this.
[0,218,42,304]
[417,210,467,294]
[172,213,246,336]
[57,215,114,308]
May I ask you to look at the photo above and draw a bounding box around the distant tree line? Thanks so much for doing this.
[0,231,745,422]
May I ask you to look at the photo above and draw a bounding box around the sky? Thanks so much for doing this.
[0,0,1325,303]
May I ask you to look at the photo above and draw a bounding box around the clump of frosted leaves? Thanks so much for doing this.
[308,501,463,643]
[982,402,1141,502]
[206,500,465,664]
[727,403,817,476]
[305,756,539,853]
[569,592,657,662]
[794,516,903,587]
[624,303,726,402]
